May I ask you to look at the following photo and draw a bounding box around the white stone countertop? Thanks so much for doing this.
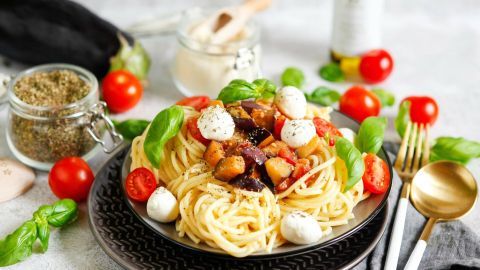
[1,0,479,269]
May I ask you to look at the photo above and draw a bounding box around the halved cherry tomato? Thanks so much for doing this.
[339,86,381,122]
[48,157,94,202]
[362,153,390,194]
[125,167,157,202]
[273,116,286,139]
[275,177,296,193]
[291,160,311,179]
[278,148,297,165]
[359,49,394,84]
[102,70,143,113]
[186,117,210,145]
[401,96,439,126]
[176,96,211,111]
[312,117,342,138]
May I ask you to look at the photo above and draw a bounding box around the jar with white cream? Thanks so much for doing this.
[171,10,261,97]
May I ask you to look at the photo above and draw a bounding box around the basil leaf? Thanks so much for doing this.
[110,34,151,80]
[47,199,78,227]
[319,63,345,82]
[281,67,305,88]
[305,86,341,106]
[355,117,387,154]
[113,119,150,141]
[217,79,277,104]
[395,100,411,137]
[430,137,480,165]
[336,137,365,192]
[144,105,184,168]
[33,205,53,252]
[372,88,395,107]
[0,220,37,267]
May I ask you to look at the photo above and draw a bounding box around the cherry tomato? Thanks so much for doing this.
[102,70,143,113]
[125,167,157,202]
[312,117,342,138]
[339,86,381,122]
[48,157,94,202]
[275,177,296,193]
[187,117,210,145]
[273,116,286,139]
[278,148,297,165]
[176,96,211,111]
[362,153,390,194]
[359,49,394,84]
[402,96,439,126]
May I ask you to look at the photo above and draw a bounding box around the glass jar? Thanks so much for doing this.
[3,64,123,170]
[171,9,262,97]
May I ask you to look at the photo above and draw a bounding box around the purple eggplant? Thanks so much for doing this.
[241,100,266,114]
[241,146,267,165]
[229,174,265,192]
[247,127,272,146]
[233,117,257,131]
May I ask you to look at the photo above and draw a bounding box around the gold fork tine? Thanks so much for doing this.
[412,123,425,173]
[405,123,418,173]
[422,124,431,166]
[395,121,412,170]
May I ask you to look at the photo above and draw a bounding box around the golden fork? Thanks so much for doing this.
[384,121,430,270]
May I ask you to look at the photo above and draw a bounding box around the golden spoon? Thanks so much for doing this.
[404,161,478,270]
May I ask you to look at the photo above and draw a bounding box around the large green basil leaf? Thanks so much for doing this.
[372,88,395,107]
[430,137,480,165]
[47,199,78,227]
[281,67,305,88]
[33,205,53,252]
[144,105,184,168]
[217,79,277,104]
[355,117,387,154]
[0,220,37,267]
[113,119,150,140]
[395,100,411,137]
[252,79,277,100]
[305,86,341,106]
[336,137,365,192]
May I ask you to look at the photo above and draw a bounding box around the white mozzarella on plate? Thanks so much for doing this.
[197,105,235,141]
[147,187,179,223]
[274,86,307,119]
[281,119,316,148]
[281,211,322,245]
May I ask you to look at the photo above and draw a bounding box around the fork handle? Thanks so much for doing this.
[384,197,409,270]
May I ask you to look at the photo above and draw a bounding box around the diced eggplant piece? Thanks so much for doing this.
[222,131,248,156]
[241,146,267,166]
[203,141,225,167]
[247,127,272,146]
[214,156,246,182]
[257,164,274,191]
[240,100,266,114]
[229,174,265,192]
[297,136,321,158]
[262,141,289,157]
[251,108,275,131]
[258,135,275,148]
[233,117,257,131]
[226,106,251,119]
[265,157,294,185]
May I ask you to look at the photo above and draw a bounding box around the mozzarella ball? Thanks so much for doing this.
[338,128,357,144]
[197,105,235,141]
[281,120,316,148]
[146,187,179,223]
[275,86,307,119]
[281,211,322,245]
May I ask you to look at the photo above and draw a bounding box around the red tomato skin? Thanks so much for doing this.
[187,117,210,146]
[125,167,157,202]
[362,153,390,194]
[402,96,439,126]
[359,49,394,84]
[48,157,95,202]
[102,70,143,113]
[312,117,342,138]
[278,148,297,165]
[176,96,211,111]
[339,86,381,122]
[274,177,296,193]
[273,116,286,139]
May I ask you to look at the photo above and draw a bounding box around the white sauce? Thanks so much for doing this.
[281,119,316,148]
[274,86,307,119]
[280,211,322,245]
[197,105,235,141]
[147,187,179,223]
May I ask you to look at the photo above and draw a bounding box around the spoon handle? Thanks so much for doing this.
[404,217,437,270]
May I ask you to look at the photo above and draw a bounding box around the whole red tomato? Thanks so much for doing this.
[359,49,394,84]
[102,70,143,113]
[49,157,95,202]
[402,96,439,126]
[339,86,381,122]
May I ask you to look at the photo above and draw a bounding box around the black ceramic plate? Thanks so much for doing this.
[88,147,389,269]
[119,110,392,258]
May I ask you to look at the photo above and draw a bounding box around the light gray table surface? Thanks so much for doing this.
[1,0,479,269]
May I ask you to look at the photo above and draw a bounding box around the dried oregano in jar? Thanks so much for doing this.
[10,69,98,163]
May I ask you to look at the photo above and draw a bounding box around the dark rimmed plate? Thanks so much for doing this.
[119,110,392,258]
[88,146,389,269]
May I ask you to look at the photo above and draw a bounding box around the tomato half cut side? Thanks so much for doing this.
[186,117,210,145]
[362,153,390,194]
[176,96,211,111]
[125,167,157,202]
[312,117,342,138]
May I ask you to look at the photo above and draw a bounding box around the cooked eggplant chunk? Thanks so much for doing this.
[241,146,267,166]
[240,100,266,114]
[204,141,225,167]
[247,127,272,146]
[233,117,257,131]
[229,174,265,192]
[214,156,246,182]
[265,157,294,185]
[251,108,275,130]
